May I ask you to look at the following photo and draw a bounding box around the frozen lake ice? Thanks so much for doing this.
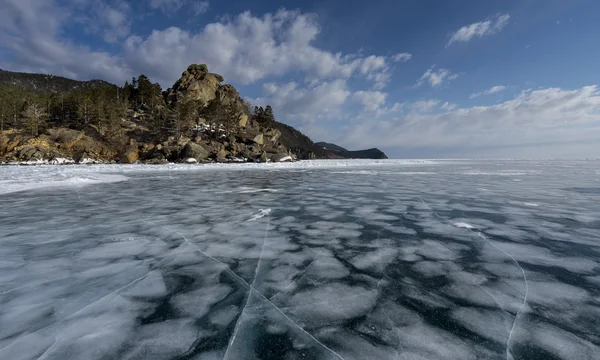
[0,160,599,359]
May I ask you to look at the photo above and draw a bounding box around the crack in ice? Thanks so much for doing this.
[417,195,529,360]
[374,231,408,360]
[148,218,345,360]
[0,269,152,356]
[224,214,270,360]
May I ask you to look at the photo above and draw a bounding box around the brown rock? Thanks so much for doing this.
[253,134,264,145]
[265,129,282,144]
[180,142,210,161]
[120,147,139,163]
[166,64,223,104]
[48,128,84,150]
[238,114,248,128]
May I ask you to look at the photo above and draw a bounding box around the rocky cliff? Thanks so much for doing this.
[0,64,379,164]
[0,65,293,164]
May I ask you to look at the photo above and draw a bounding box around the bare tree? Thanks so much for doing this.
[77,96,93,125]
[22,103,46,136]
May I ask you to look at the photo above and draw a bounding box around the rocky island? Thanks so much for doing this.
[0,65,387,164]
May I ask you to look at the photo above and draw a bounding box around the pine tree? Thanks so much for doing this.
[264,105,275,126]
[171,100,195,138]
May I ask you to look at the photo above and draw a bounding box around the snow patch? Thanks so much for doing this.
[454,222,475,229]
[248,208,271,221]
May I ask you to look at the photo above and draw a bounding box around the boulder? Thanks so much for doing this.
[18,145,47,161]
[238,114,248,128]
[265,129,282,144]
[0,134,9,155]
[180,142,210,161]
[6,137,23,154]
[48,128,84,149]
[253,134,264,145]
[120,147,139,164]
[217,149,229,159]
[259,151,268,163]
[177,136,191,147]
[271,153,293,162]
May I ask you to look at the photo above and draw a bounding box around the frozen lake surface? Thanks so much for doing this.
[1,160,599,359]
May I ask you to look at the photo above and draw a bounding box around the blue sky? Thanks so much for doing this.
[1,0,600,158]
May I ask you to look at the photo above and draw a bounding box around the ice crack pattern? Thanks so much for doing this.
[1,160,599,359]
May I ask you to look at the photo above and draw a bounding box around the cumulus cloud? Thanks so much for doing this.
[0,3,402,91]
[352,91,388,111]
[417,66,458,87]
[84,1,131,43]
[340,86,600,158]
[0,0,130,83]
[470,85,507,99]
[252,80,351,124]
[122,10,399,88]
[391,53,412,63]
[447,13,510,46]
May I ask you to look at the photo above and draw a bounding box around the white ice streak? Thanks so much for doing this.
[247,208,272,221]
[146,218,345,360]
[224,214,270,359]
[454,222,475,229]
[419,196,529,360]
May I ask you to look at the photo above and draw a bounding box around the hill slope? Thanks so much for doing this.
[0,66,385,162]
[0,68,114,93]
[315,142,388,159]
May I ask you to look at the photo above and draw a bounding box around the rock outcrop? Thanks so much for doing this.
[180,142,210,161]
[1,64,370,164]
[165,64,223,105]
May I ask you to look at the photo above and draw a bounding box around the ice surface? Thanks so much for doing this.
[1,159,599,359]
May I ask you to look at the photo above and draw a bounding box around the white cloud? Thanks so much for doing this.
[352,91,388,111]
[252,80,351,124]
[193,1,209,15]
[411,99,441,113]
[0,5,397,90]
[149,0,185,12]
[417,66,458,87]
[340,86,600,158]
[149,0,209,14]
[0,0,130,83]
[123,10,397,88]
[447,13,510,46]
[441,102,457,111]
[88,1,131,43]
[391,53,412,63]
[470,85,507,99]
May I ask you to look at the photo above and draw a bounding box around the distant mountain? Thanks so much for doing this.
[315,142,388,159]
[271,122,344,159]
[0,68,115,93]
